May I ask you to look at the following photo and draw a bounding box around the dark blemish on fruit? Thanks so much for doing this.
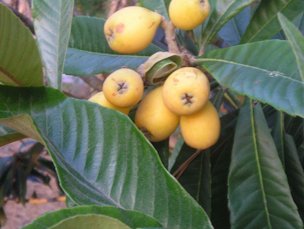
[117,82,128,94]
[181,93,193,106]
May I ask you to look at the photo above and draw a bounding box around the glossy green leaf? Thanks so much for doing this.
[284,134,304,222]
[0,125,25,147]
[278,13,304,81]
[201,0,255,48]
[228,101,302,228]
[139,0,170,19]
[0,4,43,86]
[198,40,304,118]
[64,16,162,76]
[24,206,162,229]
[32,0,74,89]
[241,0,304,42]
[0,86,212,229]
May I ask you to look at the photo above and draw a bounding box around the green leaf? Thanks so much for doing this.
[278,13,304,81]
[285,115,303,147]
[0,125,25,147]
[64,16,162,76]
[198,40,304,118]
[139,0,170,19]
[201,0,255,48]
[53,215,130,229]
[218,6,251,46]
[32,0,74,89]
[228,101,303,228]
[294,12,304,33]
[168,135,184,171]
[0,86,213,229]
[24,205,162,229]
[152,140,170,169]
[241,0,304,42]
[178,151,212,216]
[284,134,304,222]
[271,111,285,168]
[210,111,237,229]
[64,49,150,76]
[0,3,43,86]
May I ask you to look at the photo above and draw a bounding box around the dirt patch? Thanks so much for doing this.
[1,141,65,229]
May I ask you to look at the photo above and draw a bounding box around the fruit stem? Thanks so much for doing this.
[173,149,203,179]
[161,17,181,54]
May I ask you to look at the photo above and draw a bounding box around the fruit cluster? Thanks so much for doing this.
[135,67,220,150]
[89,67,220,150]
[89,2,219,149]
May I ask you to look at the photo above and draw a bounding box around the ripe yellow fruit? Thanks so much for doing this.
[103,68,144,108]
[180,101,220,149]
[162,67,210,115]
[169,0,210,30]
[135,87,179,142]
[88,91,130,115]
[104,6,162,54]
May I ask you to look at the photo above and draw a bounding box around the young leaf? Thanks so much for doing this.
[32,0,74,89]
[64,16,162,76]
[24,206,162,229]
[278,13,304,81]
[0,86,213,229]
[197,40,304,118]
[0,4,43,86]
[228,101,303,228]
[241,0,304,42]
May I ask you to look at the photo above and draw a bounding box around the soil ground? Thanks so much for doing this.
[0,141,65,229]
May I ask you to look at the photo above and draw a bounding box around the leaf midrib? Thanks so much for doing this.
[250,103,272,228]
